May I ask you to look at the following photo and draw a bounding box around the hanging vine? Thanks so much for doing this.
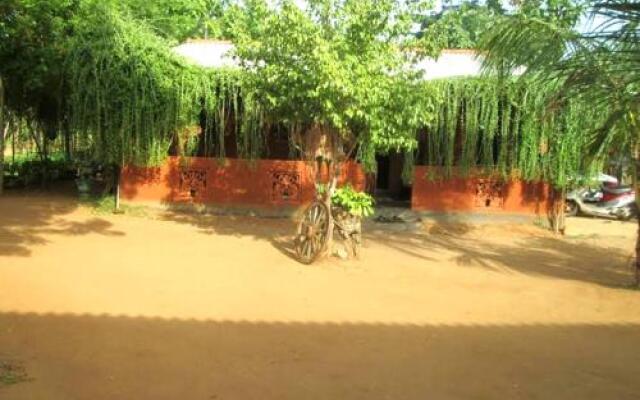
[63,6,605,192]
[66,6,266,167]
[415,77,604,188]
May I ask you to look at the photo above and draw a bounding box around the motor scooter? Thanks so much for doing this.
[566,185,636,220]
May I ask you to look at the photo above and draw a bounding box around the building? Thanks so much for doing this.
[120,40,551,217]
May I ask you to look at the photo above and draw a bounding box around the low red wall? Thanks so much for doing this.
[120,157,366,208]
[412,167,553,216]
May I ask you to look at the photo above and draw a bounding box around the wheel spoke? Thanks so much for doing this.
[315,231,325,246]
[305,210,313,225]
[309,236,317,255]
[306,239,314,259]
[296,237,303,253]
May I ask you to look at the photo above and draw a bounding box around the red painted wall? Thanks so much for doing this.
[120,157,366,208]
[412,166,553,215]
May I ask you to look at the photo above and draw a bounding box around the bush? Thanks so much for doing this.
[2,153,76,188]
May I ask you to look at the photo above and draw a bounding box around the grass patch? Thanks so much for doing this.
[82,195,149,218]
[0,361,30,386]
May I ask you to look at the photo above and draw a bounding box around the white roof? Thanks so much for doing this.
[174,40,238,68]
[173,40,483,79]
[415,50,483,80]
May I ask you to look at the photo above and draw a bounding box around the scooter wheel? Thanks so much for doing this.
[617,206,635,221]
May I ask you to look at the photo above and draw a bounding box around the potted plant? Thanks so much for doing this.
[331,185,375,219]
[330,185,375,257]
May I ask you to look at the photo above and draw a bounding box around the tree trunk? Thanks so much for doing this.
[41,132,49,189]
[12,121,17,164]
[114,164,121,212]
[26,122,43,188]
[634,152,640,287]
[0,122,6,196]
[63,119,72,161]
[324,161,338,257]
[547,188,566,235]
[0,76,5,196]
[551,187,566,235]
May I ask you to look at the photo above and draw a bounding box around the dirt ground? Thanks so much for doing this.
[1,192,640,399]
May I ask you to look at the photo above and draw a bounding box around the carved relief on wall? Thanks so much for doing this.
[271,170,301,203]
[475,179,505,208]
[179,168,207,198]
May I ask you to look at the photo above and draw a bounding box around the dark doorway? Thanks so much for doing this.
[376,154,390,191]
[374,151,411,207]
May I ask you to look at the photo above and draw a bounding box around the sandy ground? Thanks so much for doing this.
[1,192,639,399]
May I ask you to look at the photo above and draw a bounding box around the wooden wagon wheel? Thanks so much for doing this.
[295,201,330,264]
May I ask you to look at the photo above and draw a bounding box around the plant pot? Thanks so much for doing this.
[333,208,362,234]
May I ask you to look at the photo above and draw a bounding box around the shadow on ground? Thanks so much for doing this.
[1,193,634,288]
[366,219,634,288]
[0,312,638,400]
[0,192,125,257]
[158,208,635,288]
[158,207,299,259]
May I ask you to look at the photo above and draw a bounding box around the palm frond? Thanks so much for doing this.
[480,15,579,75]
[480,0,640,161]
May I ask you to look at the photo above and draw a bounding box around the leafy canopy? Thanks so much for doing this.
[118,0,230,42]
[419,1,504,49]
[233,0,434,166]
[480,0,640,162]
[0,0,77,124]
[0,0,232,128]
[419,0,583,49]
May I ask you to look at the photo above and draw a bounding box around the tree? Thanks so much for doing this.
[0,0,76,128]
[419,0,582,49]
[0,0,80,187]
[0,0,230,131]
[0,0,234,197]
[480,0,640,285]
[120,0,230,42]
[419,1,505,49]
[234,0,431,253]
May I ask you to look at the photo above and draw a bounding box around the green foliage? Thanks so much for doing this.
[0,0,77,124]
[417,77,602,188]
[331,185,375,217]
[419,0,582,50]
[480,0,640,175]
[0,0,618,195]
[119,0,227,42]
[234,0,431,167]
[0,361,29,386]
[66,3,264,166]
[0,0,238,165]
[67,5,184,165]
[513,0,583,25]
[3,153,76,188]
[420,2,503,49]
[83,195,149,217]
